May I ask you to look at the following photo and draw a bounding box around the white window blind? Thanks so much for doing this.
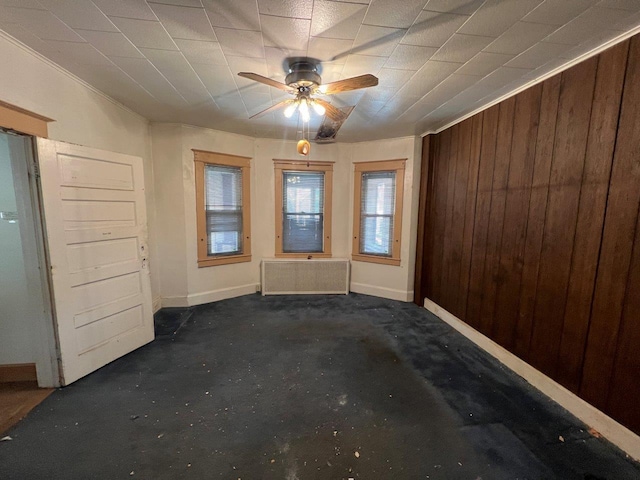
[360,171,396,256]
[205,164,243,256]
[282,171,324,253]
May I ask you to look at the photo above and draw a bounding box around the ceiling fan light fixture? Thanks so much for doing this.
[284,101,298,118]
[299,98,310,123]
[311,100,326,116]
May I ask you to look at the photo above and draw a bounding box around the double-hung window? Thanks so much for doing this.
[194,150,251,267]
[274,160,333,257]
[352,160,405,266]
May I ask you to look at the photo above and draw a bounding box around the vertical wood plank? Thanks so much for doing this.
[514,74,561,360]
[528,58,598,377]
[446,118,473,316]
[556,41,629,392]
[430,130,451,305]
[414,135,432,305]
[605,210,640,430]
[492,84,543,350]
[458,113,483,320]
[581,36,640,409]
[417,33,640,434]
[465,106,499,329]
[440,124,459,311]
[478,97,516,336]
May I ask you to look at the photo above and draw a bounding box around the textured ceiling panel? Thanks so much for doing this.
[149,3,216,41]
[0,0,639,141]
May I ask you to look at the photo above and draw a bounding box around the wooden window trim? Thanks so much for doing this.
[0,100,53,137]
[194,150,251,267]
[352,159,406,266]
[274,159,333,258]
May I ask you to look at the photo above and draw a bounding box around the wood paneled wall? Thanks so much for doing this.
[415,36,640,434]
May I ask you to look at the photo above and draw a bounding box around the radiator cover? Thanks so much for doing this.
[261,258,350,295]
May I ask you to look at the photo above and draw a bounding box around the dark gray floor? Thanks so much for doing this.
[1,293,638,479]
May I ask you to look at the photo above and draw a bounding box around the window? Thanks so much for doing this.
[194,150,251,267]
[352,159,405,266]
[274,160,333,257]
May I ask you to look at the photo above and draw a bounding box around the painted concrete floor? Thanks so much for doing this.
[0,293,638,479]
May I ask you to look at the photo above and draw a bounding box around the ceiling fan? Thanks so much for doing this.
[238,59,378,132]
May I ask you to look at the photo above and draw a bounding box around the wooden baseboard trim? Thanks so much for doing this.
[0,364,38,383]
[424,298,640,462]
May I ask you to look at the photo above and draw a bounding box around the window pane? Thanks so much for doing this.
[360,171,395,256]
[282,172,324,253]
[205,165,243,256]
[283,214,323,252]
[361,216,392,255]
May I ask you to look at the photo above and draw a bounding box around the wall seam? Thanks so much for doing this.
[551,59,600,379]
[577,39,633,396]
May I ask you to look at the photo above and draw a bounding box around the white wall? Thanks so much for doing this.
[153,125,350,306]
[348,136,422,301]
[0,32,159,303]
[152,124,421,306]
[181,125,258,305]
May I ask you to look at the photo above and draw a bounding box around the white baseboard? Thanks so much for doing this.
[350,282,413,302]
[152,296,162,313]
[424,298,640,462]
[160,283,259,308]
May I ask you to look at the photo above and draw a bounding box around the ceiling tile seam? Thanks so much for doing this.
[384,2,436,56]
[258,12,313,22]
[394,72,478,123]
[371,59,463,121]
[199,2,221,49]
[423,0,488,15]
[146,2,203,9]
[106,54,191,105]
[327,0,373,88]
[145,8,219,109]
[304,1,342,111]
[497,25,574,61]
[0,28,148,123]
[224,3,269,120]
[304,0,315,59]
[70,25,133,35]
[5,10,160,102]
[420,22,640,137]
[7,5,90,43]
[100,63,163,103]
[413,76,498,122]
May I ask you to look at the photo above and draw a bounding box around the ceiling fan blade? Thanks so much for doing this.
[318,74,379,95]
[314,99,346,122]
[249,100,292,119]
[315,106,355,143]
[238,72,295,93]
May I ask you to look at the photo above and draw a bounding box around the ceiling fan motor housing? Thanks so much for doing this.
[285,61,321,89]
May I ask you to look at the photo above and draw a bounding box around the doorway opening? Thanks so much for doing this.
[0,129,57,434]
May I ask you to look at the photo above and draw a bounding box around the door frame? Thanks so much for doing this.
[2,128,60,387]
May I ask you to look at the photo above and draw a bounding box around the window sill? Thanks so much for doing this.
[352,254,400,266]
[275,252,332,259]
[198,254,251,268]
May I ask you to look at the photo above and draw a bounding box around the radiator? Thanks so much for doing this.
[261,258,350,295]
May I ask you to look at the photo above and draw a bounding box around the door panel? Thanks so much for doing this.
[37,138,153,385]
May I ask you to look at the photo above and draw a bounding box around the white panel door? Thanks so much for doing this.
[36,138,154,385]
